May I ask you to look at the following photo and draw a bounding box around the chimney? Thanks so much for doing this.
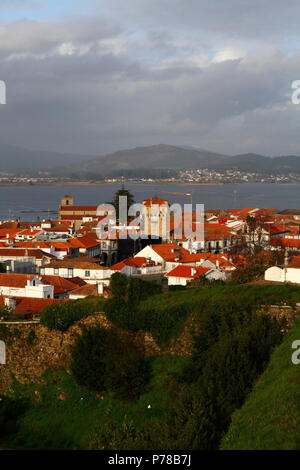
[4,296,16,311]
[216,259,220,269]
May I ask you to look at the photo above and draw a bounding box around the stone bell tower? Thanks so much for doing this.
[61,195,74,207]
[58,195,74,221]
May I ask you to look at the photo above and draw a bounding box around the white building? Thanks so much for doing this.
[40,259,111,284]
[264,256,300,284]
[111,257,162,277]
[0,274,54,298]
[166,265,226,287]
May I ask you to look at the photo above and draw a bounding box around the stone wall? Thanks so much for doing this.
[259,304,299,334]
[0,304,299,392]
[0,313,159,392]
[0,312,196,392]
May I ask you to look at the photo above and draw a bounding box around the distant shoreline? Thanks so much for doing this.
[0,181,226,187]
[0,181,299,187]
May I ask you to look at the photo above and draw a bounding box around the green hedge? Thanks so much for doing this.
[41,298,105,331]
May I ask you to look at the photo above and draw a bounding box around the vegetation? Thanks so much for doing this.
[70,325,151,401]
[40,298,105,331]
[0,356,186,450]
[0,397,29,440]
[108,185,135,221]
[221,314,300,450]
[0,282,299,450]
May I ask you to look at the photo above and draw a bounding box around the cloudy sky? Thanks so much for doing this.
[1,0,300,156]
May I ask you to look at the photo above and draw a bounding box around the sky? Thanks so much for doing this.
[0,0,300,156]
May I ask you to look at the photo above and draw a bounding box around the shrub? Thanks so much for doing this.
[178,308,282,448]
[110,272,128,300]
[0,397,29,439]
[105,346,151,401]
[71,325,151,400]
[70,326,116,392]
[41,298,104,331]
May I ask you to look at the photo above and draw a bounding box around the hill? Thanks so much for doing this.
[1,142,300,177]
[213,153,300,174]
[0,283,299,450]
[52,144,227,178]
[53,145,300,178]
[221,313,300,450]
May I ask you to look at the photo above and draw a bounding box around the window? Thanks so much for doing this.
[85,270,90,277]
[54,268,59,275]
[67,268,73,278]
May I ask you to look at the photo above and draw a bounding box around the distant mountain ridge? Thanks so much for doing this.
[53,144,300,177]
[0,143,300,177]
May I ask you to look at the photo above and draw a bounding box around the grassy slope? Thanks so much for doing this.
[137,283,300,345]
[1,355,188,450]
[221,314,300,450]
[2,283,300,450]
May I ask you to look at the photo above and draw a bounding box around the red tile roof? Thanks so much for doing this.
[288,256,300,268]
[40,275,79,294]
[60,205,98,211]
[270,238,300,248]
[69,283,98,297]
[0,273,35,288]
[0,296,68,315]
[76,235,101,248]
[143,196,168,207]
[43,259,108,270]
[166,265,211,278]
[150,244,191,261]
[0,248,55,259]
[111,257,158,271]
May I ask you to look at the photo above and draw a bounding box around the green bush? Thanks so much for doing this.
[110,272,128,301]
[105,348,151,401]
[0,397,29,439]
[71,326,116,392]
[70,325,151,400]
[177,308,282,448]
[41,298,104,331]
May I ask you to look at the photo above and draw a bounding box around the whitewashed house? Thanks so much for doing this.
[40,259,111,284]
[264,256,300,284]
[166,265,226,287]
[0,273,54,298]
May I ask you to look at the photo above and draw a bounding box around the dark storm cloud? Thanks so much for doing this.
[0,2,300,156]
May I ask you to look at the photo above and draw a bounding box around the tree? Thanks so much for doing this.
[110,272,128,301]
[71,326,115,392]
[71,325,151,400]
[108,185,135,221]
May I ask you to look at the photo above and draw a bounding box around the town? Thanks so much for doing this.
[0,191,299,321]
[0,168,299,186]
